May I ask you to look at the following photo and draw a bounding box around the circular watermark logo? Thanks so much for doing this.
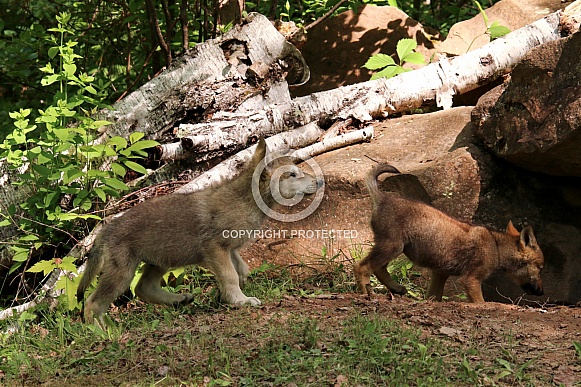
[251,152,325,222]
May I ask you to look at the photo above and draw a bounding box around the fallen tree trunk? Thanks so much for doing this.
[97,12,309,141]
[175,9,573,149]
[176,125,373,194]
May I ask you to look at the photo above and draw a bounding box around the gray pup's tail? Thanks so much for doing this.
[76,237,104,303]
[365,163,401,208]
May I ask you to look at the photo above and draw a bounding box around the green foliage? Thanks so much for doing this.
[574,341,581,362]
[0,12,157,308]
[467,1,511,51]
[363,38,426,80]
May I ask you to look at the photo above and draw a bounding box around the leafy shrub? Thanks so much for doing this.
[0,12,157,309]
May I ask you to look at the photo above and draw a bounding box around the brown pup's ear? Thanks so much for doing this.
[520,226,538,249]
[506,221,520,237]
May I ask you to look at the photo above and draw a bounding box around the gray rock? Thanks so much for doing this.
[473,31,581,177]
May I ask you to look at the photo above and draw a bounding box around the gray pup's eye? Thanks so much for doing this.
[289,172,297,177]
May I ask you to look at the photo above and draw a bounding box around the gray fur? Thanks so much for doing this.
[77,139,321,322]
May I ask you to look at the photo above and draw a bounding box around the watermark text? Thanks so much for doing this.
[222,229,358,239]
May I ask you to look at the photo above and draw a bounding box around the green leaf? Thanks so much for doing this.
[57,212,80,221]
[370,65,401,80]
[103,177,129,191]
[41,74,60,86]
[396,39,417,62]
[496,358,512,370]
[108,136,128,149]
[129,132,145,144]
[56,255,77,273]
[111,162,127,177]
[64,169,84,184]
[489,21,510,39]
[388,0,398,7]
[362,53,395,70]
[126,140,159,152]
[37,151,53,165]
[19,234,39,242]
[402,51,425,65]
[27,259,56,275]
[93,187,107,202]
[63,63,76,77]
[124,160,148,175]
[32,164,51,177]
[53,128,72,141]
[84,85,97,95]
[12,250,29,262]
[48,46,59,59]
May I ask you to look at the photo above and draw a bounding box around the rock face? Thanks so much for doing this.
[439,0,564,55]
[293,5,442,96]
[472,31,581,177]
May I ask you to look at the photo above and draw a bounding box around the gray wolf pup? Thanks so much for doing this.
[77,138,322,322]
[354,163,544,303]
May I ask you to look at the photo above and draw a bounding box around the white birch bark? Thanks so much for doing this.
[176,10,568,142]
[98,12,308,140]
[176,123,324,193]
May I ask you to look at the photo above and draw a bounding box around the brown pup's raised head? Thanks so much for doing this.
[506,221,544,296]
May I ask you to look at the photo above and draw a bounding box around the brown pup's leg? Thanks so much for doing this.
[426,270,449,301]
[354,242,404,296]
[458,276,485,303]
[374,263,407,295]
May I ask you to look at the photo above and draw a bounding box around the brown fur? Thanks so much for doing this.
[77,138,321,322]
[354,163,544,303]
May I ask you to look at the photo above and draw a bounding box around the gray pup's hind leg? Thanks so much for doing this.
[84,257,139,323]
[230,249,250,288]
[135,264,193,305]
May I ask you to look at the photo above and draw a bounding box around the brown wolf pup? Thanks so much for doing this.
[354,163,544,303]
[77,138,322,322]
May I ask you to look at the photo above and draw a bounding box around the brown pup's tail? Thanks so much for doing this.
[365,163,401,208]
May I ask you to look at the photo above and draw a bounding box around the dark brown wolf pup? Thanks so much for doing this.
[354,163,544,303]
[77,138,322,323]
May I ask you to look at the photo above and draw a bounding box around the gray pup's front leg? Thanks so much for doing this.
[230,249,250,288]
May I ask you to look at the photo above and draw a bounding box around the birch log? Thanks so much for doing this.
[176,123,324,193]
[97,12,309,141]
[176,125,373,194]
[176,9,571,142]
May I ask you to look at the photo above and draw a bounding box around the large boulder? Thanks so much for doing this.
[439,0,565,55]
[472,31,581,177]
[293,5,442,96]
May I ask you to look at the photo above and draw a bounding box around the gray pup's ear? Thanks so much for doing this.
[252,138,267,165]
